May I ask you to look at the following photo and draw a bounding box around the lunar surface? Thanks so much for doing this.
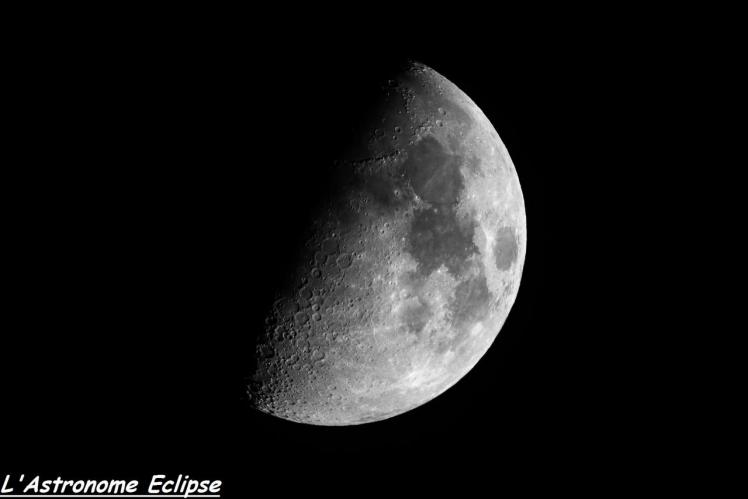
[248,62,526,425]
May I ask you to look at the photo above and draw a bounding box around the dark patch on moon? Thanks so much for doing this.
[408,207,477,276]
[403,136,463,206]
[402,298,431,335]
[403,135,478,277]
[493,227,519,271]
[450,271,492,329]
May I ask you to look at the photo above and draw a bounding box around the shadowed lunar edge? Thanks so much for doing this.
[249,62,527,425]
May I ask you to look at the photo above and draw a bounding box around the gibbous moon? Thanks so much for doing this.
[249,62,526,425]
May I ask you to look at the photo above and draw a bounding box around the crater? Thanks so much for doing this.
[430,95,473,128]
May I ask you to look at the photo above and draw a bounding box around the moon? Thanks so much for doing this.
[248,62,526,425]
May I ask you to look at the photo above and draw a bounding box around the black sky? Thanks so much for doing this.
[0,20,662,493]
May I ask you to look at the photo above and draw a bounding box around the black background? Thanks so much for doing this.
[0,16,661,494]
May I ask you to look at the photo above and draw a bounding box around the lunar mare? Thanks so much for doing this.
[249,62,526,425]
